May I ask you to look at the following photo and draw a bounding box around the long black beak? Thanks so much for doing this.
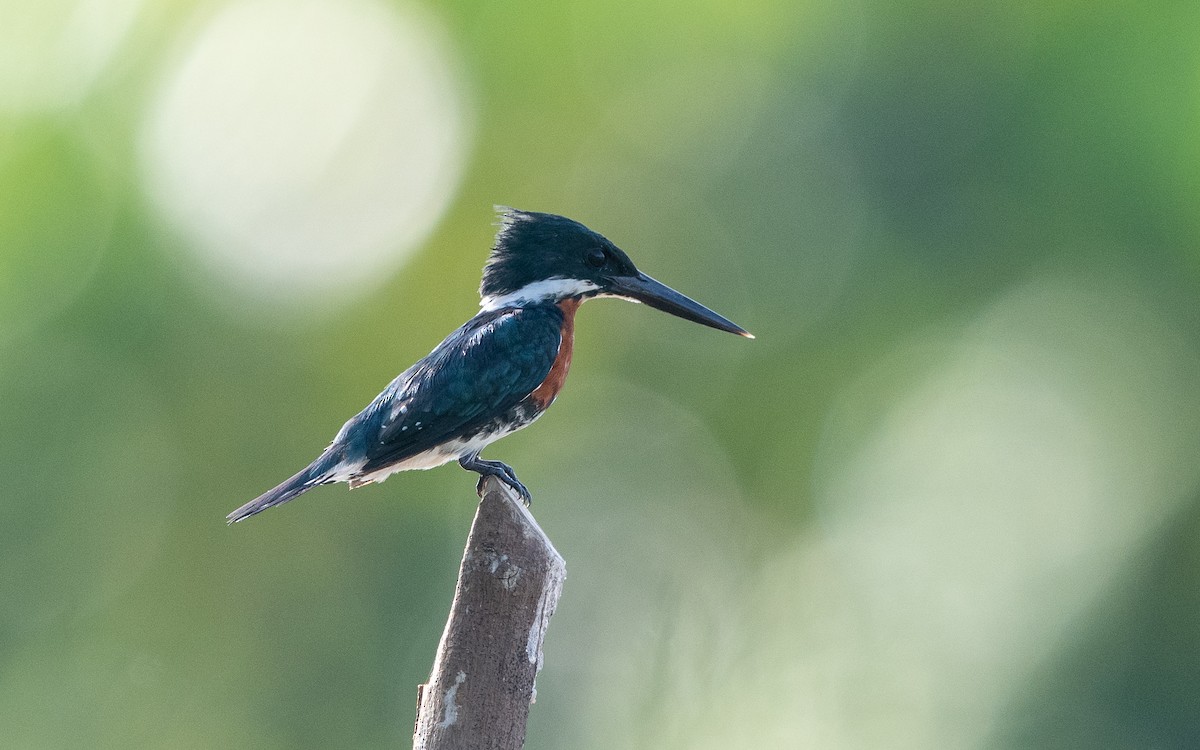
[608,273,754,338]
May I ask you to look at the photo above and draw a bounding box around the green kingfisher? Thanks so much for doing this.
[227,209,752,524]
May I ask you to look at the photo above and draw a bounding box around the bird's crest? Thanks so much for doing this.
[480,207,585,300]
[493,205,534,242]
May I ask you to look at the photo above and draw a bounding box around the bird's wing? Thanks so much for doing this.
[356,306,563,472]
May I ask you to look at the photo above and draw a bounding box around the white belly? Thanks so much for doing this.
[340,416,540,489]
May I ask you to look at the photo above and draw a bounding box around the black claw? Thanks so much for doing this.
[460,454,532,505]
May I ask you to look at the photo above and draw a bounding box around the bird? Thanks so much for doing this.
[226,209,752,524]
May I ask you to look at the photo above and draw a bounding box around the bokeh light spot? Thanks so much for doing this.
[0,0,142,113]
[803,274,1200,746]
[139,0,470,311]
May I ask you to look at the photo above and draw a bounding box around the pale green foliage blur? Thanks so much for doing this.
[2,0,1199,748]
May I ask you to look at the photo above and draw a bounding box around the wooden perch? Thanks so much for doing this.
[413,476,567,750]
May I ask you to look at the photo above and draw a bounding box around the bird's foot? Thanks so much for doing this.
[459,454,532,505]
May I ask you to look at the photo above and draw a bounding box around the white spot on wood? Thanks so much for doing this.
[482,552,522,590]
[438,670,466,728]
[526,561,565,668]
[509,486,567,669]
[489,553,507,573]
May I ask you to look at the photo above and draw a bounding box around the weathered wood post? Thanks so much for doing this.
[413,476,566,750]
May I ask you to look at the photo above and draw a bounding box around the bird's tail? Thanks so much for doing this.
[226,456,335,525]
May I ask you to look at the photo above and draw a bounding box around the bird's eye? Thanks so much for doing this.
[585,247,607,268]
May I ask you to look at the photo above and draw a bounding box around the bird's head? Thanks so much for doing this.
[480,208,753,338]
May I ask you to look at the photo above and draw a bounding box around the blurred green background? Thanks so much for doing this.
[3,0,1200,747]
